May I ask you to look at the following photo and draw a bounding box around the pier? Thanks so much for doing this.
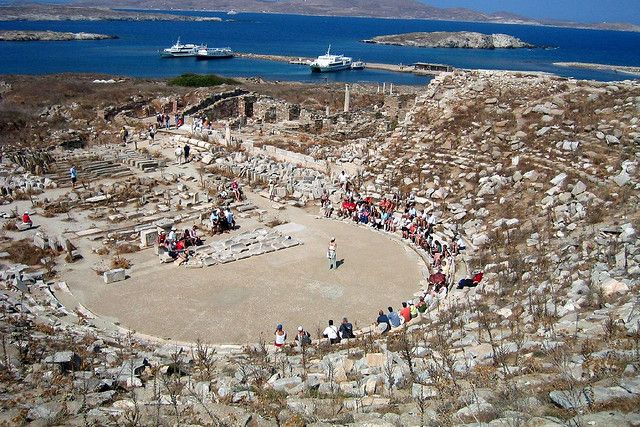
[236,52,451,76]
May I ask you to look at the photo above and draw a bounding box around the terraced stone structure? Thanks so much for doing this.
[0,70,638,426]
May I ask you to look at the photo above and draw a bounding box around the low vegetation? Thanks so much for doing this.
[167,73,239,88]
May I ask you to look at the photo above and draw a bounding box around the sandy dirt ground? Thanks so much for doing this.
[62,203,424,343]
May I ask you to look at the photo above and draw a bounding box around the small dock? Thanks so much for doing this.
[236,52,453,77]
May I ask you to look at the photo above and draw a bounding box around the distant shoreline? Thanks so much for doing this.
[0,30,117,42]
[554,62,640,76]
[0,6,222,22]
[111,7,640,33]
[0,4,638,32]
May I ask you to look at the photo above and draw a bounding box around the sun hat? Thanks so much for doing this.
[298,326,303,331]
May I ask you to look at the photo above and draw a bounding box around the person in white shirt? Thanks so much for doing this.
[274,324,287,348]
[224,208,235,228]
[338,171,349,189]
[327,238,337,270]
[167,226,177,243]
[175,146,183,165]
[322,319,340,344]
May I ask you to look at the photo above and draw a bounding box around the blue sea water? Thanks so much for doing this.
[0,11,639,84]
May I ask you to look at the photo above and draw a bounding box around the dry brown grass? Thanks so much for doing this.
[4,239,55,266]
[110,256,131,270]
[115,243,141,254]
[3,221,17,231]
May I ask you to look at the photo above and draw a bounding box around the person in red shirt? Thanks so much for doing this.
[399,302,412,323]
[473,271,484,286]
[22,211,32,227]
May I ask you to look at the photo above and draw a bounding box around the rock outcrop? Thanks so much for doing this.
[0,30,118,41]
[364,31,535,49]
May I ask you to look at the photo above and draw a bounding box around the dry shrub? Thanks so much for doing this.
[41,202,71,217]
[265,217,286,228]
[115,243,140,254]
[3,221,17,231]
[95,246,110,255]
[111,256,131,269]
[4,239,55,266]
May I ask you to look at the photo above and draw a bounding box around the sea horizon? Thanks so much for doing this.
[1,11,639,84]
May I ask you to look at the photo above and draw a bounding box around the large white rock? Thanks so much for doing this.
[550,173,567,186]
[140,229,158,247]
[572,181,587,196]
[600,278,629,297]
[103,268,126,284]
[613,171,631,187]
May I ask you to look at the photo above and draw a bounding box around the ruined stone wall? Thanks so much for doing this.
[201,97,240,120]
[384,94,414,120]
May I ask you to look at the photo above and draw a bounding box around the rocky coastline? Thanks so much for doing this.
[0,30,118,42]
[363,31,535,49]
[0,5,222,22]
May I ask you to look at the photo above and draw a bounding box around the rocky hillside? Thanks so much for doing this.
[0,30,117,41]
[67,0,640,32]
[364,31,535,49]
[0,71,638,425]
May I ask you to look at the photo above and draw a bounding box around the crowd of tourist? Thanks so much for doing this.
[156,225,203,264]
[208,206,236,234]
[156,112,184,130]
[321,177,466,273]
[271,171,485,349]
[191,116,214,133]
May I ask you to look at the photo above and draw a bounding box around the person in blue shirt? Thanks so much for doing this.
[387,306,401,328]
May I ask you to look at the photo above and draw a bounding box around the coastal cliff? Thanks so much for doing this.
[364,31,535,49]
[0,31,118,42]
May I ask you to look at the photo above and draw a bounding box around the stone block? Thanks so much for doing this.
[230,243,248,253]
[140,229,158,247]
[16,222,32,231]
[103,268,126,284]
[44,351,82,373]
[203,256,217,266]
[159,253,173,263]
[33,233,48,250]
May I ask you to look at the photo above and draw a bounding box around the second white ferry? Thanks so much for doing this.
[196,47,234,60]
[309,45,352,73]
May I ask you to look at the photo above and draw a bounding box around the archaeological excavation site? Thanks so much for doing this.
[0,71,639,426]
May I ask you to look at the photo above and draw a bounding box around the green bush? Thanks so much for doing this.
[167,73,239,87]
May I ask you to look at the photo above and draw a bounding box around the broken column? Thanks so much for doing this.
[225,124,231,145]
[344,84,350,113]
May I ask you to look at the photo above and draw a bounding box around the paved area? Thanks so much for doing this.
[2,134,424,344]
[64,204,423,343]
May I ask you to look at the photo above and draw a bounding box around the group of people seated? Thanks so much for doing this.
[273,318,356,349]
[209,207,236,234]
[157,225,203,260]
[322,190,466,268]
[191,116,213,133]
[274,267,484,348]
[457,270,484,289]
[375,299,429,334]
[322,318,356,344]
